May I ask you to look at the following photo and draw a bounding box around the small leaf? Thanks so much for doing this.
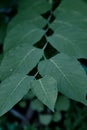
[39,114,52,125]
[31,75,58,111]
[31,99,44,112]
[52,111,62,122]
[19,101,27,108]
[38,53,87,105]
[0,74,32,116]
[55,95,70,112]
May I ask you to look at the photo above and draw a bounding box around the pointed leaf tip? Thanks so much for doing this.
[31,75,58,111]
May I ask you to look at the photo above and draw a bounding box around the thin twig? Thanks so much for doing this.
[10,109,27,122]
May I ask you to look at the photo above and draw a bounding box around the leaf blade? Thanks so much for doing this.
[0,44,43,81]
[49,0,87,58]
[0,74,32,116]
[38,53,87,105]
[4,23,44,52]
[31,76,58,111]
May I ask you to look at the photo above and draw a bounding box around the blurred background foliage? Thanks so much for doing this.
[0,94,87,130]
[0,0,87,130]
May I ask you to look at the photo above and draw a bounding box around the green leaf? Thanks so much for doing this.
[31,99,44,112]
[0,44,43,81]
[4,23,44,52]
[19,101,27,108]
[53,8,87,32]
[39,114,52,125]
[23,124,37,130]
[19,0,51,14]
[0,55,2,64]
[48,27,87,58]
[31,75,58,111]
[59,0,87,15]
[9,9,46,30]
[24,90,35,100]
[38,53,87,105]
[48,0,87,58]
[55,95,70,112]
[52,111,62,122]
[8,0,52,30]
[0,74,32,116]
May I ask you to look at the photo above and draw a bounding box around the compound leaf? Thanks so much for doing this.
[48,0,87,58]
[38,53,87,105]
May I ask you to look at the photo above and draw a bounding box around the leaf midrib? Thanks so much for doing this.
[54,33,80,52]
[14,48,35,71]
[39,79,50,104]
[0,76,28,109]
[17,28,39,44]
[50,59,74,88]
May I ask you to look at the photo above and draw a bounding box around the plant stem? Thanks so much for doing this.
[10,109,27,122]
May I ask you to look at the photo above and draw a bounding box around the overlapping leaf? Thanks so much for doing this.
[4,23,44,52]
[0,43,43,81]
[38,53,87,105]
[59,0,87,15]
[0,74,32,116]
[31,76,58,111]
[8,0,52,29]
[0,0,87,116]
[19,0,51,14]
[48,0,87,58]
[9,9,46,30]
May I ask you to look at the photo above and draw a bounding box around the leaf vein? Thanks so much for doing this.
[50,59,73,88]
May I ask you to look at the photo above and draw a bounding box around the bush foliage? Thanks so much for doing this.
[0,2,87,129]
